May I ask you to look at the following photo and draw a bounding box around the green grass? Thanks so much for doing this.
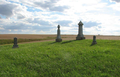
[0,37,56,45]
[0,39,120,77]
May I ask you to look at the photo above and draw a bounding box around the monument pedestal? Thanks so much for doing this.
[12,45,19,48]
[76,36,85,40]
[92,41,97,45]
[56,39,62,42]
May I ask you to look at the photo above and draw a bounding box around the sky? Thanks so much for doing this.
[0,0,120,35]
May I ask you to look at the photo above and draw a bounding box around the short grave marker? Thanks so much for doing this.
[92,35,97,45]
[12,37,19,48]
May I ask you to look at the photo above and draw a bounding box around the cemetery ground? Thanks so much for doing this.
[0,36,120,76]
[1,34,120,45]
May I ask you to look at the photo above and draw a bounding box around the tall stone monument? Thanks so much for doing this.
[12,37,19,48]
[76,21,85,40]
[92,35,97,45]
[56,25,62,42]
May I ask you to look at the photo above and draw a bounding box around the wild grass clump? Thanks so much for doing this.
[0,39,120,77]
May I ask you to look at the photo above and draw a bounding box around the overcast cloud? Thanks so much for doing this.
[0,0,120,35]
[111,0,120,2]
[0,4,17,17]
[84,21,101,28]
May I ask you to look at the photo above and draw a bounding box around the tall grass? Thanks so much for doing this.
[0,39,120,77]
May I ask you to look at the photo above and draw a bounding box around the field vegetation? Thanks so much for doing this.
[0,37,55,45]
[0,39,120,77]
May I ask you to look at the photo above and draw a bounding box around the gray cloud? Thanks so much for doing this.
[84,21,101,28]
[32,25,55,31]
[34,0,69,12]
[27,18,52,26]
[0,20,55,34]
[0,4,17,17]
[49,6,69,12]
[55,20,72,26]
[111,0,120,2]
[3,22,30,30]
[17,14,25,19]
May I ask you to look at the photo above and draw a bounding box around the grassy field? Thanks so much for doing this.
[0,39,120,77]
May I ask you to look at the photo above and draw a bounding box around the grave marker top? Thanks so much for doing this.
[58,25,60,28]
[78,21,83,26]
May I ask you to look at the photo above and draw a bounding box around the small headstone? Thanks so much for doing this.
[12,37,19,48]
[76,21,85,40]
[56,25,62,42]
[92,35,97,45]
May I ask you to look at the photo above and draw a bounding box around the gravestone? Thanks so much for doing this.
[92,35,97,45]
[76,21,85,40]
[12,37,19,48]
[56,25,62,42]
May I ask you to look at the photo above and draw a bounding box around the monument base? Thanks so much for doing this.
[12,45,19,48]
[56,39,62,42]
[76,36,85,40]
[92,41,97,45]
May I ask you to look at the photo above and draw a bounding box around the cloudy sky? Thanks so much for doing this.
[0,0,120,35]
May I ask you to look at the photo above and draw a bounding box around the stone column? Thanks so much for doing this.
[92,35,97,45]
[12,37,19,48]
[76,21,85,40]
[56,25,62,42]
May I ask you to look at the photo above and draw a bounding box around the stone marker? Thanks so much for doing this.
[92,35,97,45]
[12,37,19,48]
[76,21,85,40]
[56,25,62,42]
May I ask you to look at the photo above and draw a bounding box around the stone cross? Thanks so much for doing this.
[12,37,19,48]
[92,35,97,45]
[56,25,62,42]
[76,21,85,40]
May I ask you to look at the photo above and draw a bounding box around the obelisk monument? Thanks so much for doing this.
[76,21,85,40]
[56,25,62,42]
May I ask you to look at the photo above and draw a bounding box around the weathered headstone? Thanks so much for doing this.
[12,37,19,48]
[76,21,85,40]
[56,25,62,42]
[92,35,97,45]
